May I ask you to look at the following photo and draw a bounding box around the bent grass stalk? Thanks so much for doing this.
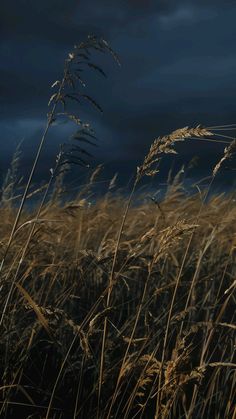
[0,36,117,327]
[0,101,60,327]
[99,125,214,418]
[154,135,236,417]
[97,179,138,417]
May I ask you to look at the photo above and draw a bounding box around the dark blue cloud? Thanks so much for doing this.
[0,0,236,186]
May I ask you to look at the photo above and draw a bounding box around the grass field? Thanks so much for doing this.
[0,36,235,418]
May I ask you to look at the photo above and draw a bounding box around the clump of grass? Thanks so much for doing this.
[137,125,213,180]
[0,37,235,419]
[213,139,236,177]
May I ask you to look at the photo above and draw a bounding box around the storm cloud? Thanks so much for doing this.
[1,0,236,184]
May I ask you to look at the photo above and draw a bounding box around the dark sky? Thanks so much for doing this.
[1,0,236,188]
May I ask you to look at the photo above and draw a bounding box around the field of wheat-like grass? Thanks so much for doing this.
[0,36,235,419]
[0,179,235,418]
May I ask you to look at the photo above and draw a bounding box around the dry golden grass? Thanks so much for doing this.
[0,36,235,419]
[0,178,235,418]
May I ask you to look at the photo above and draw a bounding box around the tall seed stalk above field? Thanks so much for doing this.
[0,35,119,327]
[101,125,215,416]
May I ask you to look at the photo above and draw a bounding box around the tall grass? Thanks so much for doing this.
[0,37,235,419]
